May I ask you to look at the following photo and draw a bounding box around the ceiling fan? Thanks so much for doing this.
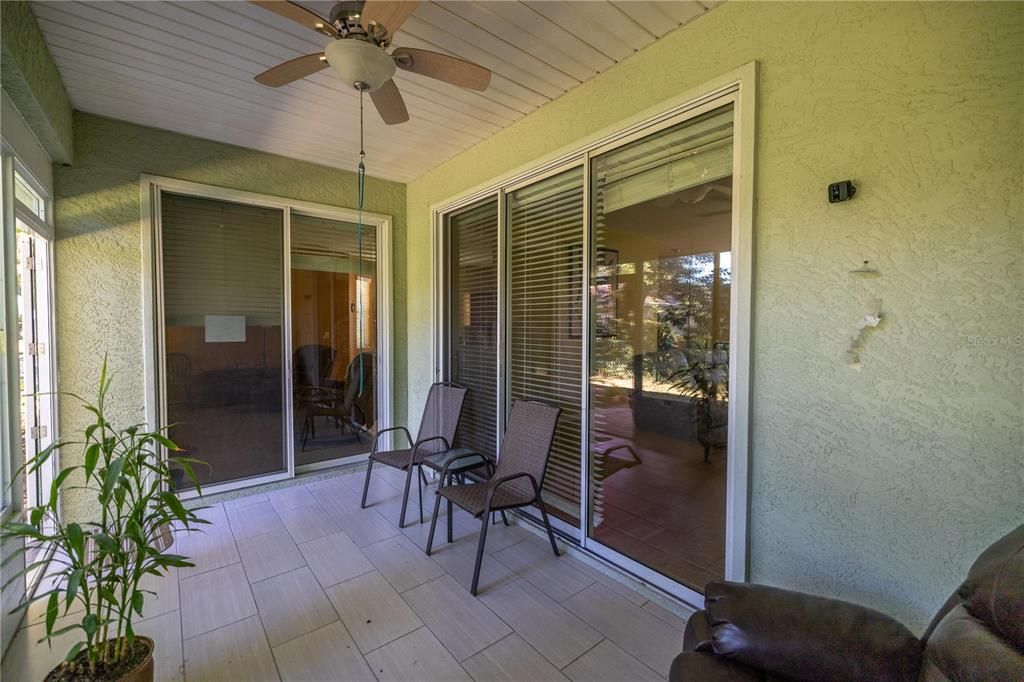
[250,0,492,125]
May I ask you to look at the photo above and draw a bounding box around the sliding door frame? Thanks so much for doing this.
[430,63,756,609]
[141,175,393,498]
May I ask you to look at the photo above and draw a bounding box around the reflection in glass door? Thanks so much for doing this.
[291,213,377,467]
[161,193,286,488]
[588,105,734,591]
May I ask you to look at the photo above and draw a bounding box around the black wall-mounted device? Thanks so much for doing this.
[828,180,857,203]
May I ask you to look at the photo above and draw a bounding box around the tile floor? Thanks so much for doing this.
[2,467,689,681]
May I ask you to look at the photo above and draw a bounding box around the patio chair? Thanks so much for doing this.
[426,399,562,595]
[361,382,468,528]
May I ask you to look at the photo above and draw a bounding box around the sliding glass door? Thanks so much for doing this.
[161,193,287,488]
[506,168,585,525]
[588,105,734,592]
[291,213,377,466]
[446,198,499,459]
[437,90,748,602]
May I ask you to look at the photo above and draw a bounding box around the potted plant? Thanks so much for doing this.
[2,359,207,681]
[669,344,729,462]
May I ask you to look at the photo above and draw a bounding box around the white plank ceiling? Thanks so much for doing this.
[32,1,717,182]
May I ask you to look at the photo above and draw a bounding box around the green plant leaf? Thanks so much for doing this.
[65,569,83,610]
[63,640,86,663]
[132,591,144,618]
[82,612,98,638]
[29,507,45,527]
[92,533,118,553]
[160,492,189,525]
[66,523,85,560]
[45,591,58,634]
[84,443,101,479]
[100,457,125,504]
[151,433,180,451]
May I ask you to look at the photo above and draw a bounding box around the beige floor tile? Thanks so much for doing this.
[344,468,400,507]
[403,575,512,661]
[573,560,650,607]
[642,600,690,632]
[266,485,317,513]
[136,566,180,620]
[184,615,279,682]
[222,493,269,510]
[363,534,447,592]
[480,520,533,555]
[180,563,257,639]
[308,480,363,517]
[492,538,594,602]
[273,621,375,682]
[563,584,681,676]
[563,639,663,682]
[427,538,519,595]
[324,571,422,653]
[480,580,602,669]
[401,504,478,549]
[136,609,185,682]
[251,567,339,646]
[226,500,285,540]
[364,627,472,682]
[277,503,343,544]
[174,522,241,580]
[237,528,307,583]
[330,507,402,547]
[462,633,569,682]
[1,620,81,682]
[298,531,375,588]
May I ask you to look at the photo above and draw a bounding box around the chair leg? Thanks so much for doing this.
[399,465,415,528]
[426,491,443,556]
[447,499,453,543]
[537,499,560,557]
[500,510,510,527]
[417,465,424,524]
[471,514,490,596]
[360,459,374,509]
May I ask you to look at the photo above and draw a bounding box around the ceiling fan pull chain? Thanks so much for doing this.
[356,87,366,398]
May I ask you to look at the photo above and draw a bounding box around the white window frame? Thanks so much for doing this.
[1,145,59,521]
[430,63,756,610]
[140,175,394,498]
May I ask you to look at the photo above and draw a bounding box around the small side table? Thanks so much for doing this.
[421,447,493,486]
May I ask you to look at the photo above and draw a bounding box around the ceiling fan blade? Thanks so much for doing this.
[392,48,490,91]
[360,1,420,38]
[249,1,337,36]
[370,79,410,125]
[255,53,328,87]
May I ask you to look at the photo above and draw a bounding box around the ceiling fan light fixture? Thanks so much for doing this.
[324,39,396,92]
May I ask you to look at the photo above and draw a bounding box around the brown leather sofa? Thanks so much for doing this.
[670,525,1023,681]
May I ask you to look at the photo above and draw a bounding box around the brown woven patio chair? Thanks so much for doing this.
[426,399,562,595]
[361,382,467,528]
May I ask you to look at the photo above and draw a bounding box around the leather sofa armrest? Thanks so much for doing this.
[704,581,922,682]
[683,610,711,652]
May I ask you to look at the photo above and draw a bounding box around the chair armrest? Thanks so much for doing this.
[411,435,451,460]
[704,582,922,682]
[438,451,490,480]
[372,426,412,453]
[683,610,711,652]
[484,472,539,511]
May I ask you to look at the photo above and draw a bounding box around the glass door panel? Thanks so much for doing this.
[588,105,734,592]
[447,198,499,458]
[291,213,377,466]
[507,168,585,525]
[161,193,286,488]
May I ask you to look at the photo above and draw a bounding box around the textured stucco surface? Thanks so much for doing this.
[0,1,73,163]
[405,1,1024,632]
[55,113,406,522]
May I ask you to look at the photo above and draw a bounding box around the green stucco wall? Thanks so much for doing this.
[0,1,73,163]
[405,1,1024,632]
[55,112,407,521]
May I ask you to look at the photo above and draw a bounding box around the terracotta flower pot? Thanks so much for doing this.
[45,637,154,682]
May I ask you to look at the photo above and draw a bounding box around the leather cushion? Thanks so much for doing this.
[669,651,765,682]
[925,604,1024,680]
[683,610,712,652]
[957,524,1024,651]
[704,581,921,682]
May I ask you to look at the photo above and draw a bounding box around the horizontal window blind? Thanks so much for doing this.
[598,108,733,213]
[161,193,283,327]
[448,198,499,459]
[507,168,584,523]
